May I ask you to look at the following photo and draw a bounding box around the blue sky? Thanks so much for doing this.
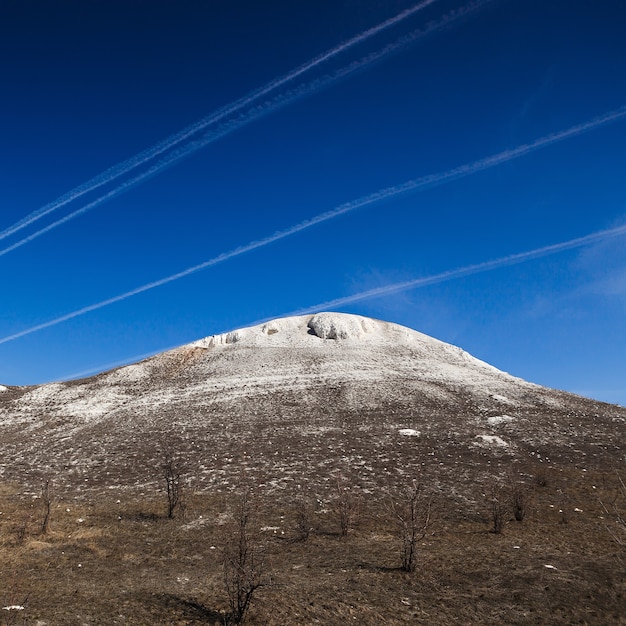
[1,0,625,405]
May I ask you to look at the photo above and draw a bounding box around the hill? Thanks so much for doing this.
[0,313,623,624]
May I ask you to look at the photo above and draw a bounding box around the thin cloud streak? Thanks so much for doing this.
[1,101,625,340]
[290,224,626,315]
[0,0,493,258]
[0,0,439,243]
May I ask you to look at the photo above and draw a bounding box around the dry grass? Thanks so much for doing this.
[0,465,624,625]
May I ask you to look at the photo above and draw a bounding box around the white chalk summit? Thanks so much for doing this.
[187,312,508,396]
[193,312,380,347]
[3,312,537,427]
[307,312,375,340]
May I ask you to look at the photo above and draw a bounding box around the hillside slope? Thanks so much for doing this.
[0,312,623,494]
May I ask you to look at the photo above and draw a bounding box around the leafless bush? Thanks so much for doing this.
[223,488,267,624]
[487,481,505,534]
[40,478,53,535]
[13,513,30,547]
[15,524,28,547]
[334,478,358,537]
[2,572,29,625]
[511,482,530,522]
[294,494,314,542]
[387,478,433,573]
[534,466,548,488]
[162,453,185,520]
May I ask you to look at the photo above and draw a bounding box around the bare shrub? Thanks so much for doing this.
[15,523,28,547]
[294,494,314,542]
[162,453,185,520]
[40,478,53,535]
[334,478,358,537]
[487,481,505,534]
[13,513,30,547]
[223,488,267,624]
[534,466,548,488]
[511,482,530,522]
[387,478,433,573]
[556,489,569,525]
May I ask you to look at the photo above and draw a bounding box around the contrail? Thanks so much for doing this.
[3,98,625,260]
[288,223,626,315]
[0,0,496,258]
[1,102,625,340]
[52,220,626,382]
[0,0,440,243]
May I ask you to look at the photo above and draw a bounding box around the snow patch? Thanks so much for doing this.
[0,385,7,393]
[398,429,420,437]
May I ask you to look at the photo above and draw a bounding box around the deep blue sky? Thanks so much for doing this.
[1,0,625,405]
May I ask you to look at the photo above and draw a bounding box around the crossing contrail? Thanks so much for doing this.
[0,0,496,258]
[287,223,626,315]
[3,98,625,260]
[0,102,625,341]
[0,0,441,244]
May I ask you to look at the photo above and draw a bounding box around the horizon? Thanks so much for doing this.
[1,0,625,406]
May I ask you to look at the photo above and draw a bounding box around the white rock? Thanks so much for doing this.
[475,434,509,447]
[398,429,420,436]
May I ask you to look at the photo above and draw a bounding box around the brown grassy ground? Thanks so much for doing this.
[0,463,624,625]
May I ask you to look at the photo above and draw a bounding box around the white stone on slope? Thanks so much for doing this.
[307,312,375,340]
[487,415,516,425]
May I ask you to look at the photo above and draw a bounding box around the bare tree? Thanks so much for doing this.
[223,488,267,624]
[534,466,548,488]
[162,452,185,520]
[388,478,433,573]
[487,481,505,534]
[13,512,30,547]
[40,478,53,535]
[294,493,314,542]
[511,482,531,522]
[334,478,358,537]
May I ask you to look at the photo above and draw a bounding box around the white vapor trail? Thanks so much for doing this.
[0,0,495,258]
[3,98,625,260]
[287,223,626,315]
[0,0,439,243]
[1,102,625,343]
